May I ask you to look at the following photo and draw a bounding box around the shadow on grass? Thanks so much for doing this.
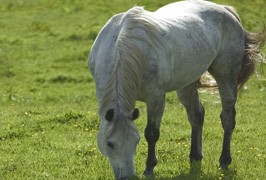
[141,162,237,180]
[218,167,238,180]
[163,161,205,180]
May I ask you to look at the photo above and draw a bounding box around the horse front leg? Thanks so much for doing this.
[177,82,204,162]
[143,94,165,176]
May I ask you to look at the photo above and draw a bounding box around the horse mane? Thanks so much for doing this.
[99,7,165,116]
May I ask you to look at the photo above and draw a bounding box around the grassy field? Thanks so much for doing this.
[0,0,265,179]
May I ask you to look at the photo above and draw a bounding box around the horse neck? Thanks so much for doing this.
[99,54,141,116]
[99,14,152,116]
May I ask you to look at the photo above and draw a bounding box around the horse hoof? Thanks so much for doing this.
[219,155,232,169]
[143,167,154,177]
[190,152,203,162]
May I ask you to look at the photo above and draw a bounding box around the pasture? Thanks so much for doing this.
[0,0,265,179]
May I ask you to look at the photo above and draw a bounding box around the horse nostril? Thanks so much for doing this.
[106,141,115,148]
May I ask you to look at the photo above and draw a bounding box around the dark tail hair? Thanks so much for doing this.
[224,5,266,90]
[237,27,266,90]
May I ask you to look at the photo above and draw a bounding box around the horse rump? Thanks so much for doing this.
[198,26,266,90]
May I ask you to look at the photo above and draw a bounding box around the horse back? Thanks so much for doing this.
[139,0,245,92]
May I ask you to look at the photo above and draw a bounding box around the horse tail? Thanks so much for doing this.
[237,27,266,90]
[223,5,266,90]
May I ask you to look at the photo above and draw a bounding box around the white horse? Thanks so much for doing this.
[89,0,265,179]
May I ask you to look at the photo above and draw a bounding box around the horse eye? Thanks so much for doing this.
[106,141,115,149]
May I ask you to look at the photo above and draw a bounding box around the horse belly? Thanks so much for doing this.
[139,47,216,99]
[168,55,214,91]
[162,31,219,91]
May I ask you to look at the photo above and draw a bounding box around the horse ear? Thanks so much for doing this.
[132,108,139,121]
[105,109,114,122]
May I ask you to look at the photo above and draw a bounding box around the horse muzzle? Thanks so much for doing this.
[114,167,136,180]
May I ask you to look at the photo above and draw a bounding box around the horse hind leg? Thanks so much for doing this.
[208,59,241,168]
[176,82,205,162]
[217,79,237,168]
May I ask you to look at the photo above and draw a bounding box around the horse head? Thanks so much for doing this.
[97,108,140,179]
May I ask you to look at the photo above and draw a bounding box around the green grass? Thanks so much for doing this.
[0,0,265,179]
